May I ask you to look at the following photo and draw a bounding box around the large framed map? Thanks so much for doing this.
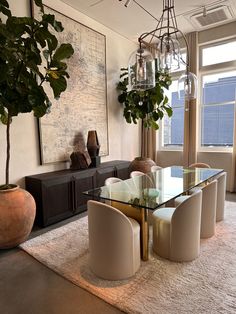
[32,3,108,164]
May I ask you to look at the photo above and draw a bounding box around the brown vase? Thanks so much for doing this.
[129,157,156,173]
[0,185,36,249]
[87,130,100,157]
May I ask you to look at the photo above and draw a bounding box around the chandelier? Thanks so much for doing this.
[121,0,197,100]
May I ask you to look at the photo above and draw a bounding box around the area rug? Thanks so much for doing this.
[20,202,236,314]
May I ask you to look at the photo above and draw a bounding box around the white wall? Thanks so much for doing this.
[0,0,140,187]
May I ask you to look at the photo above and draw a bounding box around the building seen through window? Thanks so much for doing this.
[201,72,236,147]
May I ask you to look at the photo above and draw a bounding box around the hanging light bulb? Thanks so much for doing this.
[128,46,155,91]
[178,71,197,100]
[158,36,181,72]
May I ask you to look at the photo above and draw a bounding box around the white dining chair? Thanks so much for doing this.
[105,177,122,186]
[151,165,162,172]
[175,180,217,239]
[152,190,202,262]
[130,170,145,178]
[88,200,140,280]
[215,172,227,222]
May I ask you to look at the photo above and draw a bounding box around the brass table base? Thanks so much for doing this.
[111,201,149,261]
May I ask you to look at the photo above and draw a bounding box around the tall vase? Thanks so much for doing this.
[0,185,36,249]
[87,130,100,157]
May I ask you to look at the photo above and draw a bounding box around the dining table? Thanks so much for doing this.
[83,166,224,261]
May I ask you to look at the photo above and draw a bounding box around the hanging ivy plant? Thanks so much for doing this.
[117,68,173,130]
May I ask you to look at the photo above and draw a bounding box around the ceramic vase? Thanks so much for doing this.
[87,130,100,157]
[0,186,36,249]
[129,157,156,173]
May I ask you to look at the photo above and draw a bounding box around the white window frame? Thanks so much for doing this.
[198,47,236,153]
[159,73,185,151]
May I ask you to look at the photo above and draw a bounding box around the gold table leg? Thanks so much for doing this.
[111,201,149,261]
[140,207,149,261]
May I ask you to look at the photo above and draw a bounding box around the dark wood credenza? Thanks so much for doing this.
[25,160,131,227]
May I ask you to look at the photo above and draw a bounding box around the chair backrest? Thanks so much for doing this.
[201,180,217,238]
[171,190,202,261]
[189,162,211,168]
[215,172,227,221]
[151,165,162,172]
[130,171,145,178]
[105,177,122,186]
[87,200,134,279]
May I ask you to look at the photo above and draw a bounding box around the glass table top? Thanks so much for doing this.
[83,166,224,210]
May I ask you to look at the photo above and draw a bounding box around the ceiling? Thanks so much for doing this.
[60,0,236,42]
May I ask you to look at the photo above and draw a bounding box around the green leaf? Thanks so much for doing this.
[0,6,11,17]
[0,113,9,125]
[42,14,63,32]
[33,0,44,13]
[0,0,11,17]
[0,0,9,7]
[152,111,159,121]
[38,28,58,51]
[42,50,50,62]
[163,95,169,105]
[150,120,159,130]
[33,104,48,118]
[165,106,173,117]
[118,93,127,104]
[48,76,67,99]
[53,43,74,61]
[35,31,47,48]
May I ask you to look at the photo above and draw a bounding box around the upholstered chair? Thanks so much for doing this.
[130,170,145,178]
[87,200,140,280]
[175,180,217,238]
[189,162,211,168]
[215,172,227,222]
[152,190,202,262]
[151,165,162,172]
[105,177,122,186]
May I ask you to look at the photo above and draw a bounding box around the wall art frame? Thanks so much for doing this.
[31,1,109,164]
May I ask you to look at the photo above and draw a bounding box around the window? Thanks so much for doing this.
[201,40,236,66]
[162,80,185,148]
[201,71,236,148]
[200,38,236,151]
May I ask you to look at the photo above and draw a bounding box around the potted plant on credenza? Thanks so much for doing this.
[0,0,74,248]
[117,67,173,172]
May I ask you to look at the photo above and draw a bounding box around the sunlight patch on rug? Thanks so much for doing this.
[20,202,236,314]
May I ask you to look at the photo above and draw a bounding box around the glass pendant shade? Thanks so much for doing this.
[128,47,155,91]
[178,71,197,100]
[158,36,181,72]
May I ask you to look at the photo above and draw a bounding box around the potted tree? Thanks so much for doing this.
[117,67,173,172]
[0,0,74,248]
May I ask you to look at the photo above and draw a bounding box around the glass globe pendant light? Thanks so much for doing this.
[158,35,181,72]
[128,43,155,91]
[178,69,197,100]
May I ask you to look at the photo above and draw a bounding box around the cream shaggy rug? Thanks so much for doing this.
[20,202,236,314]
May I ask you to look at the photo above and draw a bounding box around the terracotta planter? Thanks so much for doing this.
[129,157,156,174]
[0,185,36,249]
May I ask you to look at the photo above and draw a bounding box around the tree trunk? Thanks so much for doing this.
[5,114,11,186]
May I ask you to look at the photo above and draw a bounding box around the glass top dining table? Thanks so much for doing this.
[83,166,224,210]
